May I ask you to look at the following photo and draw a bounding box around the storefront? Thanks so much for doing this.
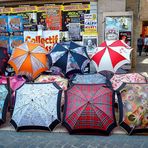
[0,0,98,56]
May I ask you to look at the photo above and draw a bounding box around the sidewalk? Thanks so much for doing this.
[0,53,147,148]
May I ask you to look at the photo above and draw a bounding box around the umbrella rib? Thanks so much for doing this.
[91,104,114,123]
[68,91,87,102]
[65,103,87,121]
[33,101,58,119]
[91,105,113,130]
[72,103,88,129]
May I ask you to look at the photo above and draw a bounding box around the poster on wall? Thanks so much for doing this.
[17,12,37,31]
[37,12,47,30]
[0,16,8,32]
[68,23,81,41]
[119,31,131,46]
[8,16,23,32]
[105,27,119,40]
[105,16,132,41]
[83,35,98,57]
[24,30,60,52]
[46,6,62,30]
[9,36,24,54]
[0,36,9,53]
[84,13,97,33]
[62,10,89,33]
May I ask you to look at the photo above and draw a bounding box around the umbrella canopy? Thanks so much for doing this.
[10,83,62,131]
[111,73,147,90]
[91,40,132,73]
[0,47,9,75]
[8,42,48,79]
[47,41,90,76]
[118,83,148,135]
[0,84,9,124]
[63,84,117,135]
[70,73,107,85]
[34,75,68,90]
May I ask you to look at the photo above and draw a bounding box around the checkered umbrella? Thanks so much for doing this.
[63,84,117,135]
[0,84,9,125]
[10,83,62,131]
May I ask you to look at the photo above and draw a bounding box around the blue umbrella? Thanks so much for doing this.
[0,84,9,125]
[47,41,90,77]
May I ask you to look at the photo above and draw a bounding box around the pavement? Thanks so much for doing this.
[0,53,148,148]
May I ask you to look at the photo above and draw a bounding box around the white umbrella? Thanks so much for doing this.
[10,83,62,131]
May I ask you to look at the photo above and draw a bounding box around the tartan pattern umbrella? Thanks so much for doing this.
[63,84,117,135]
[47,41,90,77]
[118,83,148,135]
[10,83,62,131]
[91,40,132,73]
[0,84,9,125]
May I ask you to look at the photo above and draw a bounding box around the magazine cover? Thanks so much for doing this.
[8,15,23,32]
[83,35,98,57]
[0,36,9,53]
[9,36,24,54]
[0,16,8,32]
[68,23,81,41]
[18,12,37,31]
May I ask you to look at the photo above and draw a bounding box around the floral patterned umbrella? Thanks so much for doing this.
[10,83,62,131]
[110,73,147,90]
[118,83,148,135]
[0,84,9,125]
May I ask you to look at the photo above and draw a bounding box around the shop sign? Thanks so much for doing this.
[62,4,90,11]
[24,30,60,52]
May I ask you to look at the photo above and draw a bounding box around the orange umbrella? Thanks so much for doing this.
[8,42,48,79]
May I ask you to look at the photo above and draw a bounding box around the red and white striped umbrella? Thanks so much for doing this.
[91,40,132,73]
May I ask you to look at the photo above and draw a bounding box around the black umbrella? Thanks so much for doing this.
[47,41,90,77]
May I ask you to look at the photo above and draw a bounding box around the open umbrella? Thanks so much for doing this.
[70,73,107,85]
[8,42,48,80]
[118,83,148,135]
[0,75,26,111]
[0,84,9,125]
[47,41,90,77]
[111,73,147,90]
[10,83,62,131]
[91,40,132,73]
[63,84,117,135]
[0,47,9,75]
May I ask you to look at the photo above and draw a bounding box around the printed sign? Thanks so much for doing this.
[24,30,60,52]
[84,13,97,33]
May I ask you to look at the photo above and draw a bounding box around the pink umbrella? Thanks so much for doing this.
[0,75,26,112]
[110,73,147,90]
